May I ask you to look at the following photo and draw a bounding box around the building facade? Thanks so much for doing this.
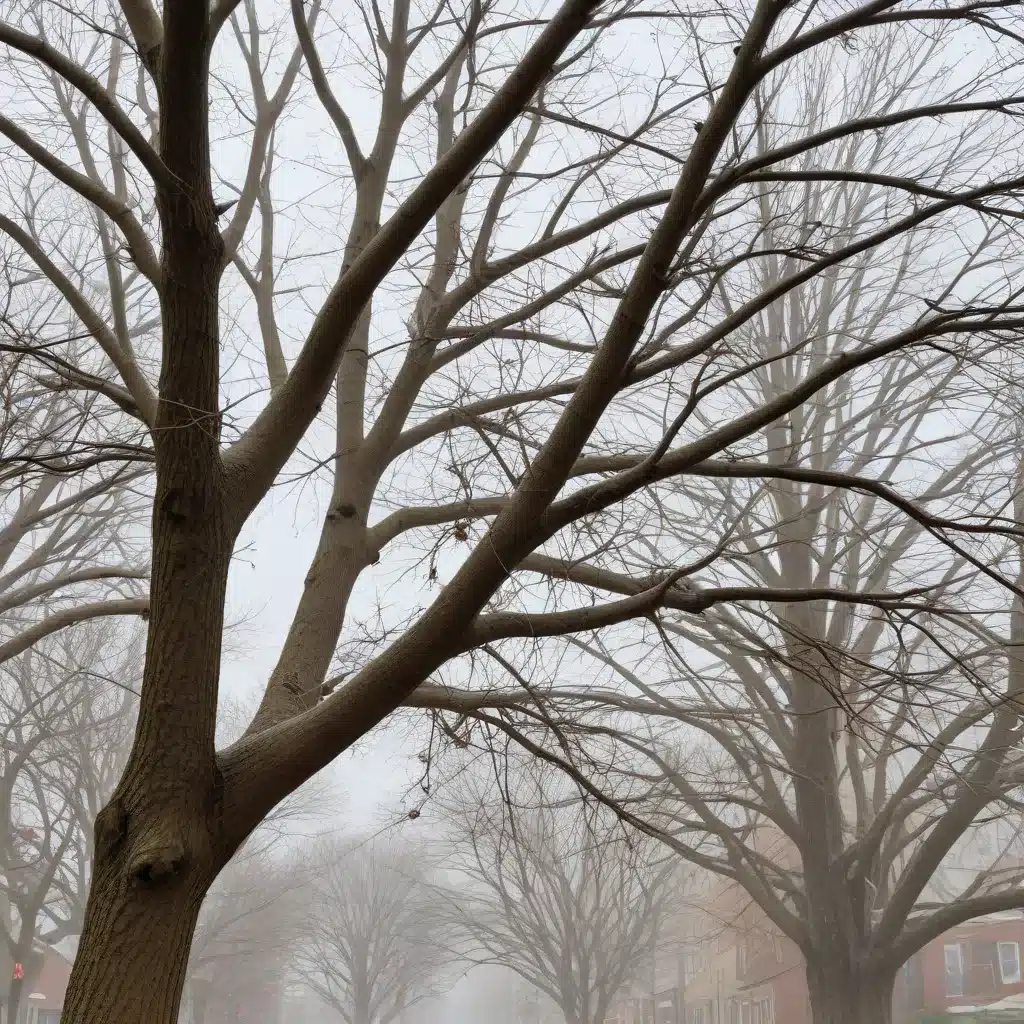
[605,878,1024,1024]
[897,912,1024,1020]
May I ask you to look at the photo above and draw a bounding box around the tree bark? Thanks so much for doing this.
[58,6,235,1020]
[806,961,896,1024]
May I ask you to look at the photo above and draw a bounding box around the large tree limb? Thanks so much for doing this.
[368,497,511,550]
[516,552,942,612]
[896,890,1024,963]
[118,0,162,72]
[0,567,147,618]
[288,0,366,178]
[567,458,1024,539]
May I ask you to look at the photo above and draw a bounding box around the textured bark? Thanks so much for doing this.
[59,3,233,1020]
[806,961,895,1024]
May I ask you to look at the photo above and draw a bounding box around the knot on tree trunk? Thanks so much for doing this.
[96,800,195,887]
[128,831,186,886]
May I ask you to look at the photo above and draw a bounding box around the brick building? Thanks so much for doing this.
[0,945,71,1024]
[604,876,1024,1024]
[897,912,1024,1021]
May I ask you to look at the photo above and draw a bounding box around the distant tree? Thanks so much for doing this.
[295,838,451,1024]
[0,622,137,1023]
[185,695,334,1024]
[442,768,683,1024]
[457,968,562,1024]
[186,847,311,1024]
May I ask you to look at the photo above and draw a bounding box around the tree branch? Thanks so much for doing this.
[0,598,149,667]
[0,21,168,184]
[221,0,607,528]
[0,114,161,285]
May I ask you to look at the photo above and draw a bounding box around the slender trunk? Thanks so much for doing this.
[353,992,372,1024]
[191,979,210,1024]
[7,975,23,1024]
[806,960,895,1024]
[7,925,43,1024]
[247,193,383,732]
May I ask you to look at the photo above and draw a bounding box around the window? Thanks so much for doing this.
[945,943,965,997]
[999,942,1021,985]
[38,1013,61,1024]
[744,1000,770,1024]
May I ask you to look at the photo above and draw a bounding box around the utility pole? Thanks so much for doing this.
[677,940,686,1024]
[650,911,659,1024]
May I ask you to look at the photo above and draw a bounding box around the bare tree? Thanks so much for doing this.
[455,968,563,1024]
[0,621,138,1023]
[185,695,336,1024]
[405,62,1024,1019]
[1,0,1023,1020]
[295,837,451,1024]
[0,324,149,667]
[441,767,683,1024]
[186,846,312,1024]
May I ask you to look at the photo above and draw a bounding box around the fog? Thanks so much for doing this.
[3,0,1024,1023]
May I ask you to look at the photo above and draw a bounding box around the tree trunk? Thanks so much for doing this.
[7,974,23,1024]
[806,961,896,1024]
[7,940,43,1024]
[58,844,216,1022]
[191,978,211,1024]
[57,15,236,1017]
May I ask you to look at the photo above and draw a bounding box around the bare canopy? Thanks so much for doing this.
[0,0,1022,1021]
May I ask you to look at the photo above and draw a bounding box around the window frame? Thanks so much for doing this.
[998,941,1021,985]
[945,943,965,997]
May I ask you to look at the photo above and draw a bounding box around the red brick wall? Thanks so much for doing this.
[915,919,1024,1015]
